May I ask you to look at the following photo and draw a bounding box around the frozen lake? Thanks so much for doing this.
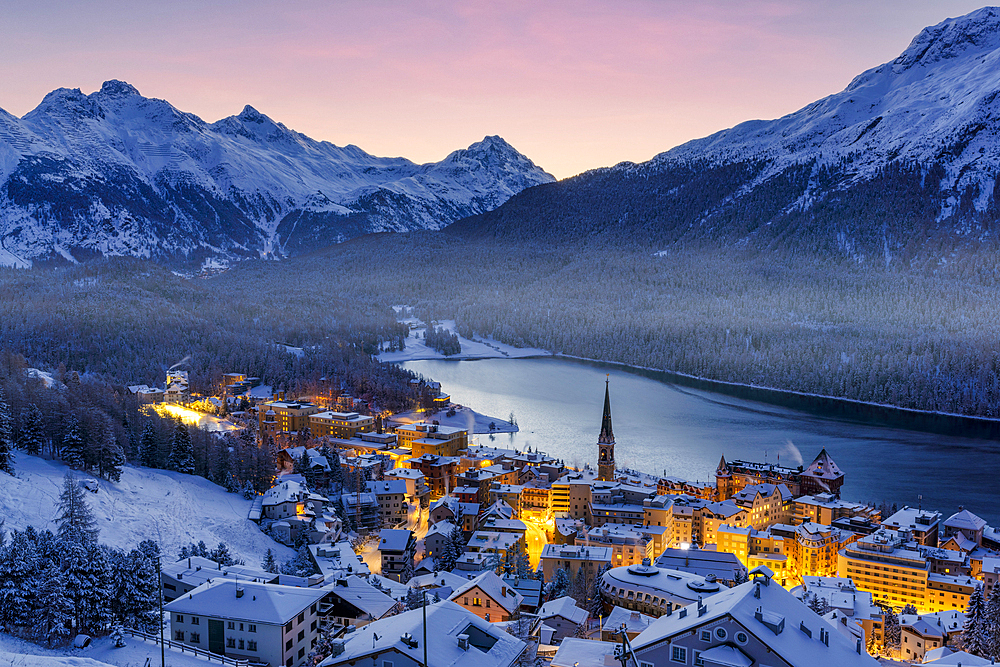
[401,356,1000,525]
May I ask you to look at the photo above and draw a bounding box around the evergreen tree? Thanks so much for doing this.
[63,542,114,636]
[399,555,414,583]
[0,530,39,632]
[0,386,12,475]
[110,549,160,633]
[209,542,242,566]
[17,404,44,456]
[56,472,100,545]
[263,548,278,573]
[985,583,1000,660]
[546,567,571,601]
[99,421,125,482]
[882,605,901,655]
[60,415,86,470]
[168,420,195,474]
[900,603,918,616]
[35,564,73,646]
[282,546,318,576]
[404,587,426,610]
[589,564,611,618]
[963,583,990,657]
[139,423,158,468]
[570,567,588,605]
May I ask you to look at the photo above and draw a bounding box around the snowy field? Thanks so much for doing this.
[0,454,294,567]
[377,317,548,363]
[0,630,213,667]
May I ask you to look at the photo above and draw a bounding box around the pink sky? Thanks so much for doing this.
[0,0,988,178]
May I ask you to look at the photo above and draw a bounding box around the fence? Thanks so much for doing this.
[123,627,251,667]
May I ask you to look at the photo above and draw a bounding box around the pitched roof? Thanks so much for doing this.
[323,575,397,619]
[632,571,878,667]
[552,639,617,667]
[803,448,843,480]
[598,379,615,444]
[538,596,588,625]
[604,606,654,635]
[944,508,987,532]
[450,571,524,614]
[319,600,526,667]
[164,579,327,625]
[379,529,414,552]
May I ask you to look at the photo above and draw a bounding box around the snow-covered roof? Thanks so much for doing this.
[310,542,370,577]
[538,596,588,625]
[803,448,843,480]
[900,609,966,635]
[551,638,617,667]
[450,571,524,614]
[386,468,425,480]
[631,570,878,667]
[319,600,526,667]
[323,575,397,619]
[426,520,458,538]
[162,556,274,588]
[411,571,468,591]
[603,606,654,634]
[262,479,318,507]
[944,508,988,532]
[366,479,408,495]
[655,548,746,582]
[164,579,327,625]
[882,506,941,531]
[379,529,414,552]
[923,650,993,665]
[602,562,725,607]
[540,544,612,562]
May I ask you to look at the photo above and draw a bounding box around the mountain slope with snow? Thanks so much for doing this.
[451,7,1000,264]
[0,83,554,266]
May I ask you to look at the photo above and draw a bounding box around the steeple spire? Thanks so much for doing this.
[599,375,615,444]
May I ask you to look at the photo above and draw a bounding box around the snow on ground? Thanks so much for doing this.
[389,404,517,435]
[378,318,548,363]
[0,630,213,667]
[26,368,58,388]
[1,454,294,568]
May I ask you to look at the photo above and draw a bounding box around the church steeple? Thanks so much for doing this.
[599,377,615,444]
[598,376,616,481]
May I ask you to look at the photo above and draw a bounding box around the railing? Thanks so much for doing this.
[123,628,250,667]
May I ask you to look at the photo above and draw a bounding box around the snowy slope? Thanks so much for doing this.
[0,631,211,667]
[454,8,1000,260]
[0,82,554,266]
[0,454,293,567]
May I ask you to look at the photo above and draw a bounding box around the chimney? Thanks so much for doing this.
[236,587,245,598]
[457,634,469,651]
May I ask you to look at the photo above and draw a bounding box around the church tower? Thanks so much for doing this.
[597,377,616,481]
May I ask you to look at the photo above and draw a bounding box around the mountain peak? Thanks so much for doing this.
[894,6,1000,72]
[99,80,140,98]
[238,104,266,122]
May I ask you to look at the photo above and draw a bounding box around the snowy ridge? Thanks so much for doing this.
[0,82,554,266]
[647,7,1000,217]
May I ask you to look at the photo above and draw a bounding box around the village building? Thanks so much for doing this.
[600,606,655,642]
[379,528,416,582]
[259,399,321,438]
[160,556,277,602]
[655,548,747,588]
[628,566,879,667]
[320,575,398,631]
[395,422,469,457]
[317,601,526,667]
[165,579,328,667]
[308,411,374,439]
[538,595,589,643]
[365,479,409,527]
[540,544,613,582]
[449,570,524,622]
[598,560,726,617]
[715,448,845,500]
[881,506,942,547]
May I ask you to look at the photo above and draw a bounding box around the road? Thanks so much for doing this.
[525,520,548,570]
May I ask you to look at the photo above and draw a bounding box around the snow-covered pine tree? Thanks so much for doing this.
[167,420,195,474]
[964,583,990,657]
[60,415,86,470]
[882,605,901,655]
[589,564,610,618]
[0,530,39,634]
[570,567,588,605]
[546,567,571,601]
[56,472,100,545]
[35,563,73,646]
[111,549,160,633]
[0,386,14,475]
[900,603,918,616]
[139,423,158,468]
[17,404,44,456]
[62,541,114,636]
[99,421,125,482]
[263,548,278,573]
[986,583,1000,660]
[209,542,242,566]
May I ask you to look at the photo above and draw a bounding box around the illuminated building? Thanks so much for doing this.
[406,453,464,499]
[519,480,551,521]
[838,529,976,613]
[308,411,374,438]
[730,483,792,529]
[259,399,321,438]
[881,507,942,547]
[791,493,879,527]
[715,448,845,500]
[799,576,885,652]
[394,422,468,457]
[578,524,654,567]
[540,544,612,582]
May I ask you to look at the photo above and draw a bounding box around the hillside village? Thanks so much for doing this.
[5,371,995,667]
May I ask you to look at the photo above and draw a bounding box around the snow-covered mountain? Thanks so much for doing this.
[0,81,554,266]
[453,7,1000,263]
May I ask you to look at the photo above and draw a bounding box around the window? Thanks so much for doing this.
[298,648,305,659]
[384,662,394,667]
[286,640,293,651]
[175,615,184,623]
[640,662,654,667]
[164,583,176,591]
[174,631,184,641]
[239,623,244,631]
[239,639,245,650]
[714,628,727,640]
[285,622,293,634]
[190,633,200,644]
[311,620,317,631]
[671,646,686,663]
[298,612,305,624]
[312,604,318,614]
[699,630,711,642]
[298,630,305,642]
[227,638,236,649]
[735,632,748,645]
[228,621,235,630]
[191,617,200,626]
[248,641,257,652]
